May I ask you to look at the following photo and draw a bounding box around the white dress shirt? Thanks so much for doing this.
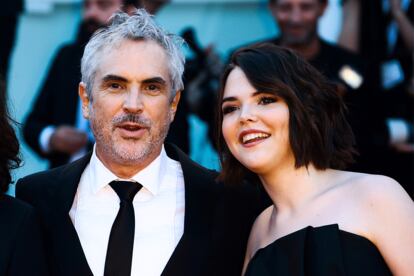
[69,145,185,276]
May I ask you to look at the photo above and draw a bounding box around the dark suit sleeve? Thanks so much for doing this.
[23,46,70,157]
[210,180,270,276]
[15,177,34,205]
[8,207,49,276]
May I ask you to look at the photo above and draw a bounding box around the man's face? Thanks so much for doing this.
[269,0,326,46]
[83,0,123,33]
[79,39,180,173]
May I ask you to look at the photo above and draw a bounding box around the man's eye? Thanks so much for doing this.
[109,83,122,90]
[147,84,159,90]
[222,105,238,115]
[277,4,291,12]
[144,84,162,94]
[301,4,315,12]
[258,97,276,105]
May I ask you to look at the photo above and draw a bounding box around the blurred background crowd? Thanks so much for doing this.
[1,0,413,198]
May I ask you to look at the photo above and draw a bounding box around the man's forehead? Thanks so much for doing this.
[102,39,167,58]
[94,40,171,83]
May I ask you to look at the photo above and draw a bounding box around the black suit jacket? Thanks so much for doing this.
[0,195,48,276]
[16,144,263,276]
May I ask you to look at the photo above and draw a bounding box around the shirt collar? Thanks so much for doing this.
[90,145,166,196]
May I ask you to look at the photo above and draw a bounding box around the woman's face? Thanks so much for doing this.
[221,67,294,175]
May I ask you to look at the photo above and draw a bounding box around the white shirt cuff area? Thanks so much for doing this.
[39,125,56,153]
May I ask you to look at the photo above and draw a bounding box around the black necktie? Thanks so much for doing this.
[104,181,142,276]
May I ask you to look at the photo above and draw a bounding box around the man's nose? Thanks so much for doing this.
[290,7,303,23]
[123,88,143,113]
[84,4,99,20]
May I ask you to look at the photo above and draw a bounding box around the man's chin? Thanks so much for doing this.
[284,37,309,46]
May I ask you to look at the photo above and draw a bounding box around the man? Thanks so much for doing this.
[249,0,389,174]
[17,10,261,276]
[23,0,141,168]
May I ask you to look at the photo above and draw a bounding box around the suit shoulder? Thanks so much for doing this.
[320,40,364,64]
[15,165,65,202]
[0,195,37,234]
[0,194,34,217]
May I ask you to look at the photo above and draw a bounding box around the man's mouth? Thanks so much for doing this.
[115,122,148,139]
[118,123,144,131]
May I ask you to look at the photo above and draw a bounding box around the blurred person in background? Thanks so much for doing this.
[0,79,47,276]
[236,0,391,183]
[23,0,142,168]
[339,0,414,197]
[142,0,170,15]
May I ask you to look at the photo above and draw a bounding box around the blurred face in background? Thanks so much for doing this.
[83,0,123,34]
[142,0,170,14]
[269,0,326,46]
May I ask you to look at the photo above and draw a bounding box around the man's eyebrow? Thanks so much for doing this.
[142,77,167,85]
[102,74,128,83]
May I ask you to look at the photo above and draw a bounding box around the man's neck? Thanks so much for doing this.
[280,37,321,61]
[95,146,163,179]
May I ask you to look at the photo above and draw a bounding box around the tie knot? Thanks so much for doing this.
[109,181,142,202]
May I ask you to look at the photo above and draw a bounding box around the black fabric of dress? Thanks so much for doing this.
[245,224,391,276]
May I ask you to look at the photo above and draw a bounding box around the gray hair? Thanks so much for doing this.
[81,9,185,99]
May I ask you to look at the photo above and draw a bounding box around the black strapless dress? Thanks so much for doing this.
[245,224,392,276]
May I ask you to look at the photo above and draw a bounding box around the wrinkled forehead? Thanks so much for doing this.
[93,39,172,84]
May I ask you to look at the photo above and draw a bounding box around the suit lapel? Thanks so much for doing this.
[162,144,218,276]
[50,154,94,276]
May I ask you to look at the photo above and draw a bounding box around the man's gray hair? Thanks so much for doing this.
[81,9,185,98]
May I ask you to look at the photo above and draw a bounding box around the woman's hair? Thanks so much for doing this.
[217,43,356,185]
[0,78,21,194]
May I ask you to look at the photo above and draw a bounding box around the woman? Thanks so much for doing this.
[0,80,47,275]
[217,44,414,275]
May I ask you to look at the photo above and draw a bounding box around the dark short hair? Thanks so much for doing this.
[0,78,21,194]
[217,44,356,185]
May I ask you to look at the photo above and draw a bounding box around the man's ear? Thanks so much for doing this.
[169,90,181,123]
[79,82,90,119]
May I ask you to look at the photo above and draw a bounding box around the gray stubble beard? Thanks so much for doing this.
[90,111,172,166]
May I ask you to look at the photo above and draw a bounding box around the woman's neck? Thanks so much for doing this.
[259,165,337,216]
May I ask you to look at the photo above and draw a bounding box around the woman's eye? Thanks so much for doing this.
[258,96,276,105]
[222,105,238,115]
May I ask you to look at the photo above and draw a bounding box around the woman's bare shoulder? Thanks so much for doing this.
[245,206,273,258]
